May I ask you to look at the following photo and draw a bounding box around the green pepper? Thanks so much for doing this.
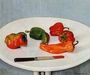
[25,27,50,44]
[29,27,45,40]
[42,32,50,44]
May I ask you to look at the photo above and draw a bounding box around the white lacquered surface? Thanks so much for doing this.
[0,17,90,72]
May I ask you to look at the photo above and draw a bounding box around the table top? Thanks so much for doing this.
[0,0,90,75]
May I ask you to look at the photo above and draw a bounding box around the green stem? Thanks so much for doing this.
[73,41,79,47]
[25,30,30,33]
[64,27,69,30]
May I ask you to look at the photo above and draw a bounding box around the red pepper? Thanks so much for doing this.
[49,22,69,36]
[40,41,78,54]
[5,32,27,49]
[5,33,20,49]
[18,32,27,46]
[58,30,75,43]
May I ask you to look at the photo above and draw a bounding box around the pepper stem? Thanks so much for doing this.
[25,30,30,33]
[64,27,69,30]
[73,41,79,47]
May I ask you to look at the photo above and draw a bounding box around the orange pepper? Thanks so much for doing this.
[40,41,77,54]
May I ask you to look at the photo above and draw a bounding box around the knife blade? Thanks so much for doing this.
[14,55,64,62]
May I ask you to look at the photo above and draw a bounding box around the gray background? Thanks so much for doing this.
[0,0,90,75]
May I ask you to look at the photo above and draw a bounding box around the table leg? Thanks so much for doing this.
[34,71,51,75]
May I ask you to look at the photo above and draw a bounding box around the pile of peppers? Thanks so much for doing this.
[5,22,78,54]
[40,22,78,54]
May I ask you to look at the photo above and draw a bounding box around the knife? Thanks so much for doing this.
[14,55,64,62]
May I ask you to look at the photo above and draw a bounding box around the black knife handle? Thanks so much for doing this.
[14,58,35,62]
